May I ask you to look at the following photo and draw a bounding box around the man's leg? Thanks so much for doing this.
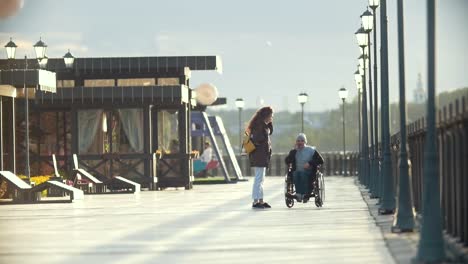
[293,171,307,195]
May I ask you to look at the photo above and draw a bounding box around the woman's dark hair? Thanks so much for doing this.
[247,106,273,131]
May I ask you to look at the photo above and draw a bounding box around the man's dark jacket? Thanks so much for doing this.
[284,147,324,173]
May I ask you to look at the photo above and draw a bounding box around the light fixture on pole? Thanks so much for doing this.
[378,0,396,216]
[2,38,18,171]
[392,0,415,234]
[362,8,378,198]
[354,69,362,180]
[4,37,17,59]
[355,26,370,187]
[33,38,47,59]
[369,0,381,199]
[416,0,446,261]
[338,87,348,176]
[297,92,308,133]
[11,38,47,181]
[235,98,245,154]
[63,49,75,68]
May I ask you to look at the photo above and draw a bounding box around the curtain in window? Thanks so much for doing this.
[78,110,103,154]
[118,109,143,153]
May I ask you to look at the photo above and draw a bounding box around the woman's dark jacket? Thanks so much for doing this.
[249,122,273,167]
[284,147,324,173]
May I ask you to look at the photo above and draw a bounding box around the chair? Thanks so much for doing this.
[51,154,74,186]
[72,154,105,193]
[72,154,140,194]
[0,171,32,202]
[0,170,83,203]
[194,159,219,178]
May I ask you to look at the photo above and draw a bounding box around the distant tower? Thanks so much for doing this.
[413,73,426,103]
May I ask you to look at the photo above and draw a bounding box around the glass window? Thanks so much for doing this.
[84,79,115,87]
[117,78,155,86]
[157,78,179,86]
[57,80,75,88]
[113,109,144,154]
[78,109,104,154]
[157,110,179,152]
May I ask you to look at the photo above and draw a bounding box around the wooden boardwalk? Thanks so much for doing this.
[0,176,395,264]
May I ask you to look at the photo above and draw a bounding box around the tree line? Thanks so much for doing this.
[207,87,467,154]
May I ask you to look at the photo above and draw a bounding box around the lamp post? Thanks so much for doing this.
[416,0,446,261]
[354,70,362,181]
[297,92,308,133]
[235,98,245,154]
[361,8,377,197]
[392,0,415,234]
[14,38,46,181]
[355,26,370,187]
[369,0,381,199]
[2,38,18,171]
[378,0,396,215]
[338,87,348,176]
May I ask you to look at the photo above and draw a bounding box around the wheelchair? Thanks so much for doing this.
[284,165,325,208]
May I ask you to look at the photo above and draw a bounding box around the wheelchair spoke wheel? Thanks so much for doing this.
[315,172,325,207]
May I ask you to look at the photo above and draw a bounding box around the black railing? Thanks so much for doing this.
[213,152,360,178]
[390,96,467,247]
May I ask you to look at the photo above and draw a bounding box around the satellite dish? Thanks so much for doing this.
[195,83,218,105]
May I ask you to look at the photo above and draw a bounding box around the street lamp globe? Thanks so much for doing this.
[361,9,374,32]
[63,49,75,68]
[297,92,308,104]
[33,37,47,60]
[4,37,17,59]
[235,98,245,109]
[369,0,380,8]
[338,87,348,101]
[355,27,368,48]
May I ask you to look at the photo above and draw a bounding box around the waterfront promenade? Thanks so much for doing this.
[0,176,397,264]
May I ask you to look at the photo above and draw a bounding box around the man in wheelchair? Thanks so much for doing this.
[285,133,324,202]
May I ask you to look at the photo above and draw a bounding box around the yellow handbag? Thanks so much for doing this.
[242,131,256,154]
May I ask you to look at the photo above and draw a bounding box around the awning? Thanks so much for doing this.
[0,69,57,93]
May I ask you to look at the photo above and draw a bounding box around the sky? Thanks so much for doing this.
[1,0,467,112]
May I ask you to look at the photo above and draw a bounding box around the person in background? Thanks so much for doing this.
[193,141,213,177]
[247,106,274,209]
[285,133,324,203]
[200,141,213,163]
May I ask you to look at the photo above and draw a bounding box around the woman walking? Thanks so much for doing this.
[247,106,274,209]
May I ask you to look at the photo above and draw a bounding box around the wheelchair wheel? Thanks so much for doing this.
[286,198,294,208]
[315,172,325,207]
